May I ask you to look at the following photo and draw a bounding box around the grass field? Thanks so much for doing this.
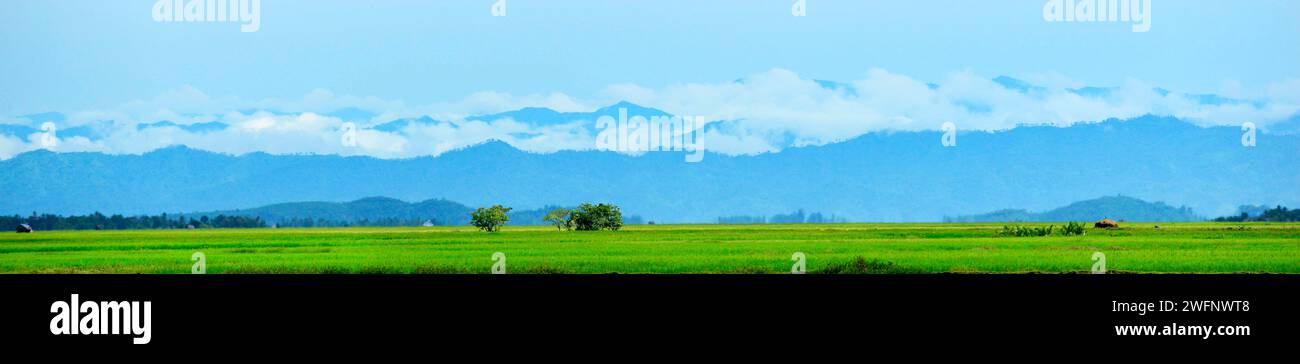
[1,222,1297,274]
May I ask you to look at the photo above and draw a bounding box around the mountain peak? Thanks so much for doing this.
[146,144,201,154]
[607,100,640,108]
[349,196,406,204]
[594,101,669,116]
[992,76,1045,93]
[442,139,521,155]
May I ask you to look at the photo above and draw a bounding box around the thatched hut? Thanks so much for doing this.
[1094,218,1120,229]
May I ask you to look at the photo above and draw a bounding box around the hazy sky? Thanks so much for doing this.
[1,1,1298,160]
[2,0,1298,114]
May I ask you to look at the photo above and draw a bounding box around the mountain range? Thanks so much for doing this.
[201,197,478,226]
[194,196,639,227]
[186,195,1204,227]
[945,195,1202,222]
[2,112,1297,222]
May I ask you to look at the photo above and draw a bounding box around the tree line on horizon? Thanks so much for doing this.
[1213,206,1300,222]
[717,209,848,224]
[3,212,265,231]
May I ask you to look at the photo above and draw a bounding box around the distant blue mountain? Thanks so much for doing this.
[351,101,672,136]
[1065,86,1260,107]
[815,80,859,97]
[467,100,670,126]
[993,76,1047,94]
[199,196,474,226]
[53,121,116,140]
[137,121,229,133]
[987,76,1262,108]
[3,115,1296,222]
[194,196,634,227]
[946,195,1203,222]
[0,124,37,138]
[1067,86,1113,98]
[0,119,117,140]
[372,116,441,133]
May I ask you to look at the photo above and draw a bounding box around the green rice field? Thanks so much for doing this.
[1,222,1297,274]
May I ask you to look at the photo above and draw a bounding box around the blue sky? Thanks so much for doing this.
[2,0,1297,113]
[0,1,1297,159]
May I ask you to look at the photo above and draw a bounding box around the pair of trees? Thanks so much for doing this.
[472,203,623,232]
[544,203,623,231]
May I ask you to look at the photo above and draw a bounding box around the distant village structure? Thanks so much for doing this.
[1094,218,1120,229]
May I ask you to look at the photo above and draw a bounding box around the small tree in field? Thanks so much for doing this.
[569,203,623,231]
[543,208,572,231]
[470,205,512,232]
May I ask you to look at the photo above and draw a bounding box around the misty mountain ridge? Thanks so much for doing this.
[3,113,1296,222]
[946,195,1202,223]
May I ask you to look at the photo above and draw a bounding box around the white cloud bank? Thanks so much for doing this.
[2,68,1298,159]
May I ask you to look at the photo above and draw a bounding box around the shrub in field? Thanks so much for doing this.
[1060,222,1086,236]
[726,266,773,274]
[997,223,1086,237]
[569,203,623,231]
[816,257,922,274]
[997,225,1054,237]
[995,225,1016,236]
[513,265,571,274]
[470,205,512,232]
[544,208,573,231]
